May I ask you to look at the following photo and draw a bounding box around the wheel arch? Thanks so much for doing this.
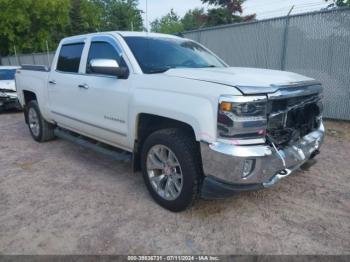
[22,90,37,124]
[132,113,199,172]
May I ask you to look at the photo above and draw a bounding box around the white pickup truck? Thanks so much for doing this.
[16,32,324,211]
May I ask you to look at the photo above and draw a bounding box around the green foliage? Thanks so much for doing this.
[100,0,143,31]
[151,9,184,34]
[68,0,84,35]
[201,0,246,13]
[206,7,243,26]
[182,8,206,31]
[0,0,71,56]
[326,0,350,7]
[0,0,143,56]
[335,0,350,6]
[152,2,255,34]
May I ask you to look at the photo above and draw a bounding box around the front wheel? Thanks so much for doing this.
[141,128,202,212]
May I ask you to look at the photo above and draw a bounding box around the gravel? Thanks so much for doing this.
[0,112,349,255]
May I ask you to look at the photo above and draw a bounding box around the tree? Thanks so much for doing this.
[200,0,255,28]
[151,9,184,34]
[99,0,143,31]
[326,0,350,7]
[68,0,84,35]
[0,0,71,56]
[201,0,245,14]
[182,8,207,31]
[206,7,243,26]
[0,0,144,56]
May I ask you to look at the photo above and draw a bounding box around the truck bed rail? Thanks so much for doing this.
[20,64,49,72]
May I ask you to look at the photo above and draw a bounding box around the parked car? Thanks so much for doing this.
[0,66,21,112]
[15,32,324,211]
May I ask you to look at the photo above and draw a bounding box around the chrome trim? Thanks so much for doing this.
[262,169,292,188]
[268,84,323,100]
[90,59,119,68]
[269,93,322,118]
[217,137,266,146]
[219,95,267,103]
[51,111,127,137]
[203,141,272,158]
[200,121,324,185]
[270,80,321,88]
[235,80,322,95]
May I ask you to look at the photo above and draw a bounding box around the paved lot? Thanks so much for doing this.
[0,112,349,255]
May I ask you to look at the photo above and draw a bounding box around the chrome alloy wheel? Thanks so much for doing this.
[146,145,183,201]
[28,107,40,137]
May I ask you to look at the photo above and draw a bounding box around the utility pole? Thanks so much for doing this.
[146,0,149,32]
[46,40,50,67]
[13,45,19,66]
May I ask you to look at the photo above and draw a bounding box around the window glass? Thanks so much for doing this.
[57,43,84,73]
[0,69,16,80]
[87,41,125,73]
[124,37,226,74]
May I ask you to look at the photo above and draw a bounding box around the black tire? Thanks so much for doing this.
[141,128,202,212]
[26,100,55,142]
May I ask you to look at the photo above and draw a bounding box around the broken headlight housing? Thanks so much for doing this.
[217,95,267,145]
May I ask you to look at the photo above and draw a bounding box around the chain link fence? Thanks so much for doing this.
[1,52,55,68]
[1,8,349,120]
[184,8,350,120]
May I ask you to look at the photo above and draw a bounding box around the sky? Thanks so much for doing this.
[138,0,330,29]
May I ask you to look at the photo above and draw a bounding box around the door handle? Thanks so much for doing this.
[78,84,89,89]
[48,80,56,85]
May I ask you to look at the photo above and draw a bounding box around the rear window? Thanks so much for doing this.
[57,43,84,73]
[0,69,16,80]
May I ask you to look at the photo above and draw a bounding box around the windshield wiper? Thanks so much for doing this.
[147,66,174,74]
[201,65,217,68]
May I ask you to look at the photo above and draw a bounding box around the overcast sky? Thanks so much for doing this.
[138,0,329,29]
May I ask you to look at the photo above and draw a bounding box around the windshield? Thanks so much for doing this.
[124,36,226,74]
[0,69,16,80]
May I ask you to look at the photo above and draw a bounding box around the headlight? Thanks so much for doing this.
[217,95,267,144]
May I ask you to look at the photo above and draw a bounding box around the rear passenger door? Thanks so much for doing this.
[48,40,87,131]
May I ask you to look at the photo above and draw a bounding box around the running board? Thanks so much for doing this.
[54,128,132,162]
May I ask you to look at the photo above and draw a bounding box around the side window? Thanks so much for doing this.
[56,43,84,73]
[86,41,126,73]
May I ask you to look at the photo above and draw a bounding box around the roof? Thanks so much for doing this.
[117,31,181,39]
[62,31,182,42]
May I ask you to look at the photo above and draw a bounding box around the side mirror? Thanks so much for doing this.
[89,59,129,79]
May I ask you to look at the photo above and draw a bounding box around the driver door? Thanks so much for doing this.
[72,36,131,149]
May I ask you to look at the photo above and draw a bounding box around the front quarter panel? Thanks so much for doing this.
[128,74,241,145]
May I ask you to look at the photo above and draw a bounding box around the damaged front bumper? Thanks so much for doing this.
[200,122,325,199]
[0,91,21,111]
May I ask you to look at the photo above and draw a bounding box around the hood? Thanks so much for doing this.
[165,67,318,95]
[0,80,16,92]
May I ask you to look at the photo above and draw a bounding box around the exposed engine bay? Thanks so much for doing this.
[267,93,323,146]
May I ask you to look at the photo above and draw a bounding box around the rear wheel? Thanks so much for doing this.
[26,100,55,142]
[141,128,202,212]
